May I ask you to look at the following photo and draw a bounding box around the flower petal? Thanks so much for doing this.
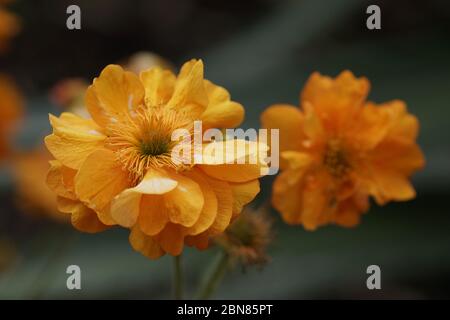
[133,168,178,195]
[75,148,131,212]
[163,172,204,227]
[110,168,177,228]
[200,80,244,129]
[129,226,165,259]
[110,189,142,227]
[299,172,332,230]
[138,195,169,236]
[229,179,260,218]
[301,71,370,133]
[56,196,78,214]
[70,202,110,233]
[366,167,417,205]
[168,59,208,118]
[201,174,233,235]
[184,169,218,236]
[260,104,304,152]
[85,65,145,127]
[45,113,106,169]
[184,175,233,249]
[140,67,176,106]
[272,169,303,225]
[154,223,185,256]
[47,160,77,200]
[198,139,269,183]
[334,193,369,227]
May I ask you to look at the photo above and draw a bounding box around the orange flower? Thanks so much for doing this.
[261,71,425,230]
[12,148,69,222]
[0,0,20,52]
[46,59,267,259]
[0,74,22,160]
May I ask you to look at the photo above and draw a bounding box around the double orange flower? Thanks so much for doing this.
[262,71,425,230]
[45,60,267,258]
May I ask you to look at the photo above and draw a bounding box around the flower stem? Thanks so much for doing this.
[173,255,183,300]
[197,251,230,300]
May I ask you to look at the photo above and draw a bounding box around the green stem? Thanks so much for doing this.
[197,251,230,300]
[173,255,183,300]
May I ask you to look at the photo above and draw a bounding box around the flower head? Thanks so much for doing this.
[261,71,425,230]
[46,59,267,258]
[215,206,273,268]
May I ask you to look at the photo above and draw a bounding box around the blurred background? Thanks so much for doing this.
[0,0,450,299]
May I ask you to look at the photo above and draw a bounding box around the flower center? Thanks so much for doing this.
[107,106,193,183]
[323,139,350,178]
[139,133,171,157]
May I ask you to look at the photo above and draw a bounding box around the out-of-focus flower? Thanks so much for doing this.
[124,51,174,75]
[215,206,273,268]
[50,78,89,118]
[12,148,69,222]
[0,74,22,160]
[261,71,425,230]
[45,59,267,259]
[0,0,20,53]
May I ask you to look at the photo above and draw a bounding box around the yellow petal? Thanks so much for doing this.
[96,205,117,226]
[154,223,185,256]
[110,189,141,227]
[45,113,106,169]
[129,226,165,259]
[185,173,235,248]
[229,179,260,217]
[281,151,313,172]
[168,59,208,118]
[138,195,169,236]
[133,168,178,195]
[56,196,78,214]
[110,168,177,228]
[334,193,369,227]
[163,172,204,227]
[302,102,325,141]
[200,80,244,129]
[272,169,303,225]
[184,169,218,236]
[75,148,131,212]
[347,102,391,150]
[299,172,331,230]
[377,100,419,141]
[367,167,416,205]
[46,160,77,200]
[201,174,233,235]
[86,65,145,127]
[260,104,304,152]
[71,202,110,233]
[184,174,233,248]
[198,139,269,183]
[140,67,176,106]
[301,71,370,133]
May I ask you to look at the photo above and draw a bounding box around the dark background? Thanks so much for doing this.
[0,0,449,299]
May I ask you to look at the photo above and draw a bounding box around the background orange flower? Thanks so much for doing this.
[262,71,425,230]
